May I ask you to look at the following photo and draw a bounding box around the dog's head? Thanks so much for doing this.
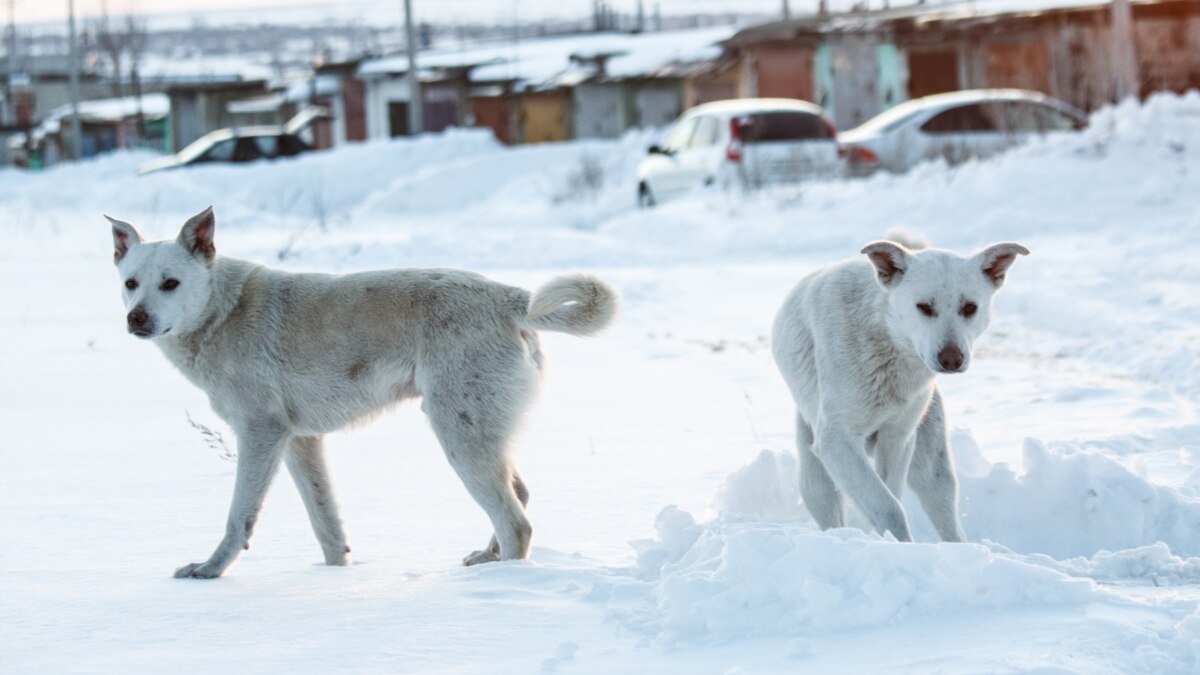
[861,239,1029,375]
[109,207,217,340]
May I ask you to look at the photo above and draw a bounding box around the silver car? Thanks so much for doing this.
[839,89,1086,175]
[636,98,841,207]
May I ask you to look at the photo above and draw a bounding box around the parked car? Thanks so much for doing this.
[637,98,841,207]
[839,89,1087,175]
[138,127,311,175]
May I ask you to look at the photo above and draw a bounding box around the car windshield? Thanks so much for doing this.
[175,131,234,164]
[846,101,925,135]
[735,111,831,143]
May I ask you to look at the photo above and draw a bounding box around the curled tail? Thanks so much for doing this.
[884,227,930,251]
[523,274,617,336]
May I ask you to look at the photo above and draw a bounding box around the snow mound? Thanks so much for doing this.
[629,510,1097,644]
[709,436,1200,561]
[961,439,1200,558]
[710,449,806,523]
[993,542,1200,585]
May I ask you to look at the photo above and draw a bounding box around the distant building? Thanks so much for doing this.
[166,80,269,153]
[8,93,169,168]
[349,26,733,145]
[723,0,1200,130]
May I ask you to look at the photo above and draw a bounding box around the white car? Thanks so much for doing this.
[637,98,841,207]
[839,89,1087,175]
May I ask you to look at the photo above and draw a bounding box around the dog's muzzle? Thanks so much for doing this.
[937,345,965,373]
[127,306,155,338]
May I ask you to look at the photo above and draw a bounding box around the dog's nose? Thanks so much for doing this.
[127,306,148,328]
[938,345,964,372]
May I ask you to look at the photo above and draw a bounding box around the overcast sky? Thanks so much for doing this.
[10,0,797,26]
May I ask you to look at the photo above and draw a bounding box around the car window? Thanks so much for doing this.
[688,116,720,149]
[920,104,996,134]
[201,139,236,162]
[234,137,265,162]
[737,111,833,143]
[1033,103,1083,131]
[278,134,307,156]
[663,117,698,153]
[993,102,1043,134]
[253,135,279,158]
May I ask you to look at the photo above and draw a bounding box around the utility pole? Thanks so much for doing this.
[403,0,421,136]
[782,0,791,19]
[5,0,15,127]
[1109,0,1139,102]
[67,0,84,160]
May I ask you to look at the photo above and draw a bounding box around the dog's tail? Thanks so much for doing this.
[884,227,930,251]
[523,274,618,336]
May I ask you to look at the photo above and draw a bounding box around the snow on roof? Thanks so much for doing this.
[72,93,170,122]
[728,0,1162,44]
[357,26,734,88]
[30,93,170,142]
[136,53,274,85]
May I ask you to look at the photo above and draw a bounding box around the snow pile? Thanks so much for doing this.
[617,437,1200,669]
[709,449,806,523]
[628,509,1098,644]
[705,438,1200,559]
[994,542,1200,585]
[961,439,1200,558]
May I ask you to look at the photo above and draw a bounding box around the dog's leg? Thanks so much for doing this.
[463,472,529,566]
[814,425,912,541]
[174,422,289,579]
[797,415,843,529]
[285,435,351,566]
[423,390,532,565]
[908,389,966,543]
[874,430,918,501]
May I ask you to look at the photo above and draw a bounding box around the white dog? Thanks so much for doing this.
[109,207,617,578]
[772,233,1028,542]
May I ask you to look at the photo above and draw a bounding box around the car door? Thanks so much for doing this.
[916,103,1005,166]
[676,115,722,189]
[643,116,699,200]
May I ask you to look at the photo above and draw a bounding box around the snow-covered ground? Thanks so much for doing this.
[3,93,1200,673]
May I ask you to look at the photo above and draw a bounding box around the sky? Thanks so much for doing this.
[9,0,797,26]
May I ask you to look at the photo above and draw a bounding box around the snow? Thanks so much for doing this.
[3,91,1200,672]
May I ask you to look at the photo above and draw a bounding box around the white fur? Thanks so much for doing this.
[110,208,618,578]
[771,235,1028,542]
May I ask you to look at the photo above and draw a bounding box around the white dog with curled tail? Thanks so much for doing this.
[109,206,618,578]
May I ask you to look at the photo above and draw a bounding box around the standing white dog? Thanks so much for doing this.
[772,233,1028,542]
[109,207,617,578]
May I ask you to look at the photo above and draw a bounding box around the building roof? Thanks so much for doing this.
[357,26,734,89]
[725,0,1188,46]
[31,93,170,142]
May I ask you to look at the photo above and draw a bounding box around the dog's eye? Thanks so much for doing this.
[961,302,978,318]
[916,302,936,318]
[161,278,180,292]
[125,278,138,290]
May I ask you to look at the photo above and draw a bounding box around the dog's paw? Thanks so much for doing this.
[324,546,352,567]
[462,549,500,566]
[173,561,223,579]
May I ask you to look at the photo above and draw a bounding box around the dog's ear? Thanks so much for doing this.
[177,206,216,262]
[975,243,1029,287]
[106,215,143,264]
[861,241,912,287]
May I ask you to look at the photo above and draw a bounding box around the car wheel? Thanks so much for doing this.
[638,183,656,209]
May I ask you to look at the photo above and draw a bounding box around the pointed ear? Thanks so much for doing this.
[177,206,216,262]
[976,242,1030,287]
[106,214,143,264]
[861,240,912,287]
